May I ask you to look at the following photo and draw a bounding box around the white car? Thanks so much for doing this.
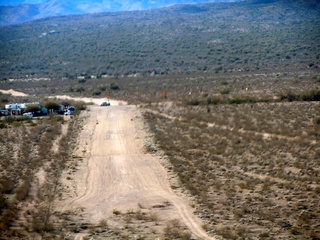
[64,110,74,115]
[23,112,33,118]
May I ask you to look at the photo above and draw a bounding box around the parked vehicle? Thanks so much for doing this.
[101,102,110,106]
[57,110,65,115]
[23,112,33,118]
[64,110,73,115]
[68,106,76,112]
[0,109,10,116]
[5,103,19,110]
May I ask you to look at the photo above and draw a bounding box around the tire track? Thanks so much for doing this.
[58,104,214,239]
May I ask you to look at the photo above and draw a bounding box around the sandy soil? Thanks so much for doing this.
[0,89,28,96]
[57,102,213,239]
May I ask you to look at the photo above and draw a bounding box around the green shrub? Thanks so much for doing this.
[0,97,9,103]
[229,96,256,104]
[55,116,64,123]
[0,177,15,193]
[185,98,201,106]
[220,88,231,94]
[4,116,15,124]
[110,83,120,90]
[99,86,107,91]
[15,178,31,201]
[92,90,101,96]
[279,91,297,102]
[24,104,40,114]
[0,204,18,231]
[74,101,86,111]
[0,193,8,215]
[279,90,320,102]
[210,96,224,105]
[300,90,320,101]
[112,209,121,215]
[44,101,60,111]
[164,219,191,239]
[76,87,85,92]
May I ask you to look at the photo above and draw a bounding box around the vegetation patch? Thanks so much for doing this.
[0,98,85,239]
[143,98,320,239]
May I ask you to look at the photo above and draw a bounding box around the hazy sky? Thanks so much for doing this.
[0,0,47,6]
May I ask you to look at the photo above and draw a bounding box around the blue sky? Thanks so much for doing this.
[0,0,46,6]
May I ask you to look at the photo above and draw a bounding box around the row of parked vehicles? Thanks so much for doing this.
[0,109,34,118]
[0,104,76,119]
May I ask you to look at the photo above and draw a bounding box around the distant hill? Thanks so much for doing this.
[0,0,319,79]
[0,0,242,25]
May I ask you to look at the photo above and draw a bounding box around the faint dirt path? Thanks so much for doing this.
[146,109,316,143]
[57,102,213,239]
[0,89,28,96]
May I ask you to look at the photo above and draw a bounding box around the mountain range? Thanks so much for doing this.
[0,0,242,25]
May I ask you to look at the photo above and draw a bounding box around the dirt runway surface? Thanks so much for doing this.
[58,103,213,239]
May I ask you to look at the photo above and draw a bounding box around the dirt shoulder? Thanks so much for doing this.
[56,103,213,239]
[0,89,28,97]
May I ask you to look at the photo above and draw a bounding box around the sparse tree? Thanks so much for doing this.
[24,104,40,115]
[44,101,60,112]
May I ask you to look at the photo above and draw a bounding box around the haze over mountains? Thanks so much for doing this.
[0,0,242,25]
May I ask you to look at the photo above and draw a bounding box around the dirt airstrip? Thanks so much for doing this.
[1,89,212,238]
[54,97,213,239]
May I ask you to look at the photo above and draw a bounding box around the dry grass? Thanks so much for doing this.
[82,207,188,239]
[0,103,84,239]
[143,99,320,239]
[1,71,319,239]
